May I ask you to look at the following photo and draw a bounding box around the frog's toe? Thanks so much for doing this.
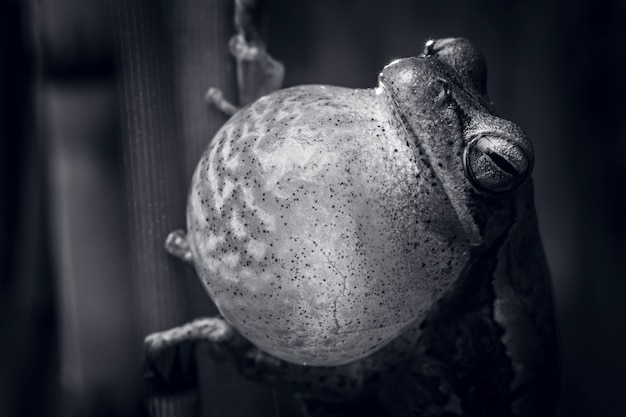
[165,229,194,263]
[204,87,239,116]
[145,317,229,355]
[229,33,260,61]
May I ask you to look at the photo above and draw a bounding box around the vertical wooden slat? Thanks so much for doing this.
[109,0,200,414]
[0,1,60,416]
[172,0,237,181]
[110,0,189,343]
[43,84,140,416]
[31,0,142,414]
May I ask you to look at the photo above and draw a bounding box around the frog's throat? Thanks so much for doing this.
[377,83,482,247]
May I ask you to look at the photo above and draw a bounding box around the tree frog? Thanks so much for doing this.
[147,37,560,417]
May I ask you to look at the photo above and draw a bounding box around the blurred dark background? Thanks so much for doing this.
[1,0,625,416]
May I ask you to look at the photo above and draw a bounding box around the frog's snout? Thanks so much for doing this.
[423,38,458,56]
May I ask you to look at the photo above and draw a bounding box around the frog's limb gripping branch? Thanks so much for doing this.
[205,0,284,117]
[145,317,244,357]
[143,317,242,394]
[165,230,194,263]
[229,32,284,105]
[232,0,284,105]
[145,317,368,402]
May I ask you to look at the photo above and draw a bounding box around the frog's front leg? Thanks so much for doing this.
[145,316,374,414]
[204,32,284,116]
[145,316,370,399]
[229,32,284,105]
[205,0,284,117]
[230,0,284,105]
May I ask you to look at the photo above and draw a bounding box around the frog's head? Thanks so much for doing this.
[377,38,534,248]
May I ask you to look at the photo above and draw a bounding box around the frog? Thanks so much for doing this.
[146,36,560,417]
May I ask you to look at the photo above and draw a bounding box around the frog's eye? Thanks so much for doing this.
[463,135,531,194]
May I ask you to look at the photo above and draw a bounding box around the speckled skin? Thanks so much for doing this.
[166,38,559,416]
[187,84,474,365]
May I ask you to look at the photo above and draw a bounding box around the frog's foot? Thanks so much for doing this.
[144,317,247,393]
[165,229,194,263]
[204,87,240,116]
[145,317,246,358]
[229,33,284,105]
[229,0,284,105]
[145,317,367,402]
[204,0,283,115]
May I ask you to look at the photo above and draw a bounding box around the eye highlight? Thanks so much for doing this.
[463,135,531,195]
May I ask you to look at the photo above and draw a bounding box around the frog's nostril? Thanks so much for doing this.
[463,135,530,195]
[423,38,458,56]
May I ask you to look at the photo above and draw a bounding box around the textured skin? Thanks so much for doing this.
[159,38,559,416]
[188,86,472,365]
